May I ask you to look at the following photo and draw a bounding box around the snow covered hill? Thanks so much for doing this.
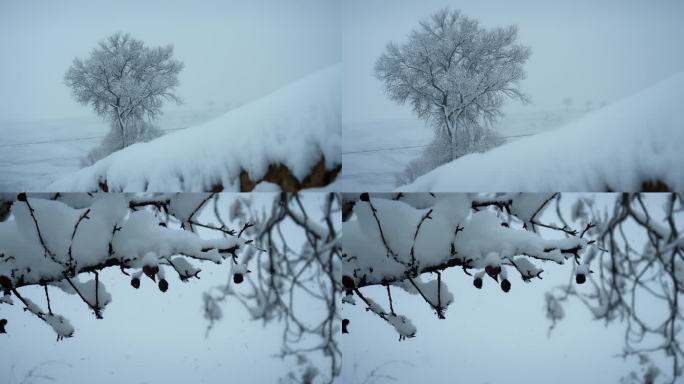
[398,71,684,192]
[48,65,341,192]
[341,109,585,192]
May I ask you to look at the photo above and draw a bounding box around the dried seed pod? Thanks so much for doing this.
[342,319,350,334]
[158,279,169,292]
[142,265,159,281]
[501,279,511,293]
[473,277,483,289]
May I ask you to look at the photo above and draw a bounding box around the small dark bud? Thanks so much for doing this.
[233,273,244,284]
[131,277,140,289]
[158,222,167,227]
[16,193,27,202]
[473,277,483,289]
[501,279,511,293]
[142,265,159,281]
[485,265,501,280]
[342,319,350,334]
[576,273,586,284]
[342,275,355,290]
[0,275,12,290]
[158,279,168,292]
[0,318,6,334]
[359,192,370,202]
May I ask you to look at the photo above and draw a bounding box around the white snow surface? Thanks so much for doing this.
[47,65,341,192]
[399,72,684,192]
[343,195,586,288]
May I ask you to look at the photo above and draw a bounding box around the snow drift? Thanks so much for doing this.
[48,65,341,192]
[398,71,684,192]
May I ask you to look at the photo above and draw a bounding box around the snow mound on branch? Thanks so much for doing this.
[47,65,341,192]
[398,71,684,192]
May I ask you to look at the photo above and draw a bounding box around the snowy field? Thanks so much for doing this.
[47,65,340,192]
[400,71,684,192]
[341,108,586,192]
[0,108,230,191]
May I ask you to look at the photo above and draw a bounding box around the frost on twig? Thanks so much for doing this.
[342,193,592,339]
[0,192,253,340]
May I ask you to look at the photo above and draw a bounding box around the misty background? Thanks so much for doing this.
[0,0,340,122]
[342,0,684,125]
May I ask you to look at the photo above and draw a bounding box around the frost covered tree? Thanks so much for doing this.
[375,9,530,164]
[65,32,182,155]
[563,97,573,112]
[0,192,340,384]
[342,193,684,384]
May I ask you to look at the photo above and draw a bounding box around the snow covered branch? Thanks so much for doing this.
[342,193,593,339]
[0,192,254,340]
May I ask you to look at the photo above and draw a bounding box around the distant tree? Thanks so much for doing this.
[563,97,573,112]
[375,9,531,162]
[65,33,183,150]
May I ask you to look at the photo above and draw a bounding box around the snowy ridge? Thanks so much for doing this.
[399,71,684,192]
[47,65,341,192]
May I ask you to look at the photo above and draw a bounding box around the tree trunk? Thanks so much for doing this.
[116,114,126,149]
[442,114,455,162]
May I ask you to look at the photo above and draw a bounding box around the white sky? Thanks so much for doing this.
[342,0,684,124]
[0,0,340,122]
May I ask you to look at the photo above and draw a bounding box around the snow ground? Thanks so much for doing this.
[0,108,230,191]
[47,65,341,192]
[341,109,586,192]
[400,71,684,192]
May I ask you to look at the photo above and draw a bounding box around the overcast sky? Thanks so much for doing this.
[0,0,340,122]
[343,0,684,124]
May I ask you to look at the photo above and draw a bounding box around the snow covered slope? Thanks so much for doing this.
[48,65,341,192]
[399,71,684,192]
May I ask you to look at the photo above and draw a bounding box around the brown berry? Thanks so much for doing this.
[131,277,140,289]
[501,279,511,292]
[233,273,244,284]
[158,279,168,292]
[473,277,483,289]
[16,193,27,202]
[342,319,350,334]
[485,265,501,279]
[359,193,370,202]
[142,265,159,281]
[0,318,6,334]
[0,275,12,290]
[576,273,586,284]
[342,275,355,290]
